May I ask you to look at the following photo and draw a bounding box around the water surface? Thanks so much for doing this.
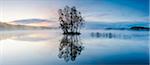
[0,30,149,65]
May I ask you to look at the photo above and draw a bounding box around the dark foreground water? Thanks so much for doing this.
[0,30,149,65]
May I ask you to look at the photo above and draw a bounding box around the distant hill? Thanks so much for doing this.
[12,19,51,24]
[84,21,149,30]
[130,26,149,31]
[0,22,54,30]
[10,18,58,27]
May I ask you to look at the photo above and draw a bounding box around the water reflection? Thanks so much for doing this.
[90,31,148,40]
[0,30,148,65]
[91,32,115,39]
[58,35,84,62]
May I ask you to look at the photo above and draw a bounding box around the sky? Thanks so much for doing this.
[0,0,149,23]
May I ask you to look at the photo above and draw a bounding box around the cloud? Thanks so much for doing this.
[1,0,148,23]
[85,14,149,22]
[83,9,149,22]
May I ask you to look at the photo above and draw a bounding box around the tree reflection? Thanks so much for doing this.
[90,32,132,39]
[58,35,84,62]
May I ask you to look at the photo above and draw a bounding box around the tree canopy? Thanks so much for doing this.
[58,6,84,34]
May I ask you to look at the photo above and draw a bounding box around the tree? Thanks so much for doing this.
[58,6,84,34]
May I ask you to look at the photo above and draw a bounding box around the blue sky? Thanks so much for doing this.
[0,0,149,22]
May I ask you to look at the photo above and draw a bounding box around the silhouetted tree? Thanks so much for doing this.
[58,6,84,34]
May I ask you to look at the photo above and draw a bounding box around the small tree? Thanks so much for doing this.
[58,6,84,34]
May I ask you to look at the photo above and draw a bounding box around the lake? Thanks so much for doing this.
[0,29,149,65]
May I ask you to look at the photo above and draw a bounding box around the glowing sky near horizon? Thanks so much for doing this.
[0,0,149,22]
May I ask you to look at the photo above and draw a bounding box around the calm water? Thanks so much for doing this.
[0,30,149,65]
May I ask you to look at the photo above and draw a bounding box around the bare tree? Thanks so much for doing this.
[58,6,84,34]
